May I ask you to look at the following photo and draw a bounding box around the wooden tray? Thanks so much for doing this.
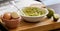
[9,18,60,31]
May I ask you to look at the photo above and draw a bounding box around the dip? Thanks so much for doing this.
[22,7,46,16]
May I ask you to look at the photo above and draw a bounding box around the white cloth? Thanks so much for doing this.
[0,0,41,15]
[13,0,41,9]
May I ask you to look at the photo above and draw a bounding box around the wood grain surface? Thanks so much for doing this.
[9,17,60,31]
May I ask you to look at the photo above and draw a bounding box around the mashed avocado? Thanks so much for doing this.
[22,7,45,16]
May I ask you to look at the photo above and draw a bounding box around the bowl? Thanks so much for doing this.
[2,17,21,28]
[19,7,49,22]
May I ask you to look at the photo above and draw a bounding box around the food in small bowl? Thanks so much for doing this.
[19,7,49,22]
[2,12,21,28]
[2,18,21,28]
[3,12,11,20]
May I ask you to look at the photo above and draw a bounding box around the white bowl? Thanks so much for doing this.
[19,7,49,22]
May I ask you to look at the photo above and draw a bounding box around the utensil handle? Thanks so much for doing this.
[35,0,41,2]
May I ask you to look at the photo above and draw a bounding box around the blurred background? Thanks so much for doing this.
[0,0,60,14]
[36,0,60,14]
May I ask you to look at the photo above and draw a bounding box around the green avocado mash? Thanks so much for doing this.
[22,7,45,16]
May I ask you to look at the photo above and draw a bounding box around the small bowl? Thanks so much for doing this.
[19,7,49,22]
[2,17,21,28]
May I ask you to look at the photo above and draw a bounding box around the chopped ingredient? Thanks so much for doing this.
[22,7,46,16]
[11,12,19,19]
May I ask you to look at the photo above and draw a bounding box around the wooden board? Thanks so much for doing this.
[9,18,60,31]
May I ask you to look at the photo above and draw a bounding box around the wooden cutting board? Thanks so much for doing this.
[9,17,60,31]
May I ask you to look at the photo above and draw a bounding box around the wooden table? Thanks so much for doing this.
[9,18,60,31]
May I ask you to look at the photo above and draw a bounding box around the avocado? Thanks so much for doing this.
[53,14,60,22]
[47,8,55,18]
